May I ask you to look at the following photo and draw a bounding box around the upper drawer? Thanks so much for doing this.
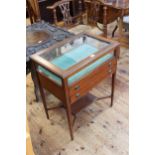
[38,53,114,87]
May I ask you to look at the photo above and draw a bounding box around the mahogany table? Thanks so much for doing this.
[30,33,120,140]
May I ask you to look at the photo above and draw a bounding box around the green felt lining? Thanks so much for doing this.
[51,44,98,70]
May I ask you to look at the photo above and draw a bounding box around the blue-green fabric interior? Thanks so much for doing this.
[38,44,113,86]
[51,44,98,70]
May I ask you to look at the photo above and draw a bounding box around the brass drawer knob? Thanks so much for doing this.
[108,70,112,73]
[108,62,112,66]
[76,93,80,98]
[75,85,80,90]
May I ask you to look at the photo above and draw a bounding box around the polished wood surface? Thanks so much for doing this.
[30,33,120,140]
[38,71,65,103]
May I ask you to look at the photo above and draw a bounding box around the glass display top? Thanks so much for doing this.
[39,34,110,70]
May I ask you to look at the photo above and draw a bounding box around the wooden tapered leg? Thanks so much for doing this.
[39,84,49,119]
[63,78,74,140]
[118,16,123,42]
[31,71,39,102]
[31,62,39,102]
[78,0,83,24]
[31,61,49,119]
[32,73,40,102]
[111,73,116,107]
[65,102,74,140]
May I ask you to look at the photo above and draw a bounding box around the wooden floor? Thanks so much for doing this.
[26,22,129,155]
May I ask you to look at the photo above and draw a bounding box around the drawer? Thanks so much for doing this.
[69,58,117,104]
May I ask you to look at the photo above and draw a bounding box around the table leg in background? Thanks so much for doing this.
[118,15,123,42]
[103,6,108,38]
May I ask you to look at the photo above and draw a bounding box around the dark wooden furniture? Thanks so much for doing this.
[30,33,120,140]
[102,0,129,38]
[46,0,85,28]
[85,0,129,37]
[26,0,41,24]
[87,0,102,26]
[27,0,86,24]
[26,21,74,101]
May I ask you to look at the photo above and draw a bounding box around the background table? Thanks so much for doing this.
[102,0,129,37]
[85,0,129,38]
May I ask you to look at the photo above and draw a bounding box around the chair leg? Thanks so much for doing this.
[112,25,118,37]
[111,73,116,107]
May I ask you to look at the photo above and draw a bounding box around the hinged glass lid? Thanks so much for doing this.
[39,34,110,70]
